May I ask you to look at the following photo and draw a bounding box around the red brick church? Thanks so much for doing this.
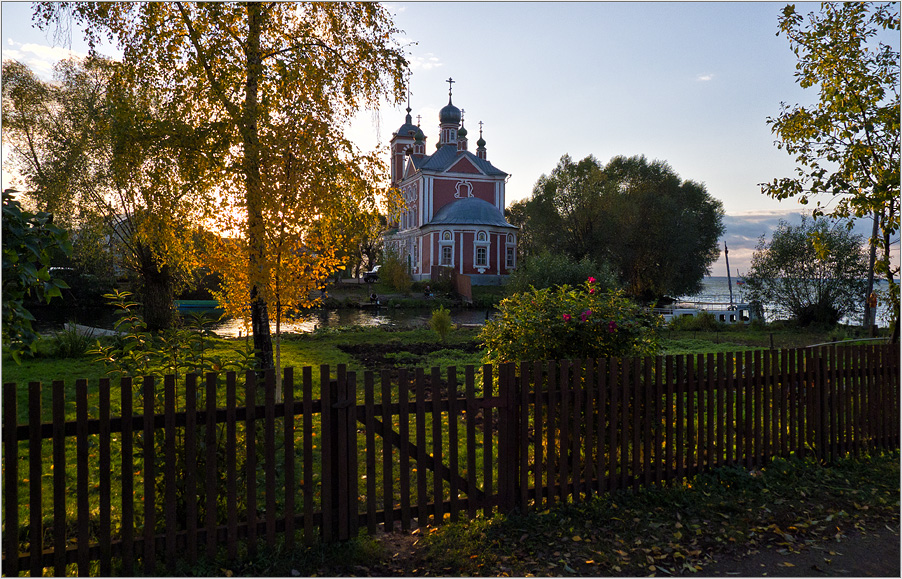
[384,79,517,285]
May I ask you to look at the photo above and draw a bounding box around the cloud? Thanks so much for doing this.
[696,73,714,82]
[409,53,443,71]
[4,40,86,80]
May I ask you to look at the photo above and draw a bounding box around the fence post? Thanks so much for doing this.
[497,363,520,513]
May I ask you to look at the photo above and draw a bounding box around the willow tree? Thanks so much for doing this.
[35,2,408,369]
[2,56,220,330]
[764,3,900,324]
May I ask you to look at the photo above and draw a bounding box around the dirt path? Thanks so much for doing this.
[702,526,900,577]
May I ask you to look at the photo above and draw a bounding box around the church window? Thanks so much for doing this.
[476,246,487,267]
[506,247,515,268]
[442,230,452,241]
[476,231,487,242]
[441,245,453,266]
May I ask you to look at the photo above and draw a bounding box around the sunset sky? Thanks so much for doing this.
[3,2,898,274]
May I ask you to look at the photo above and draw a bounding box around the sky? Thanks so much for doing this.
[2,1,899,275]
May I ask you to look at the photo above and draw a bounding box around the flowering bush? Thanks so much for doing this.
[480,278,661,366]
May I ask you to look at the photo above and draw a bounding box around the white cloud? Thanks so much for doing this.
[3,40,86,80]
[696,73,714,82]
[409,52,443,71]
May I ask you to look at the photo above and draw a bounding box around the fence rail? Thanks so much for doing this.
[3,344,899,576]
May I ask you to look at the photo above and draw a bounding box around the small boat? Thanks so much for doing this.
[174,300,223,313]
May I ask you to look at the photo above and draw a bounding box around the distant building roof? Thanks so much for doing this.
[428,197,516,229]
[418,144,507,176]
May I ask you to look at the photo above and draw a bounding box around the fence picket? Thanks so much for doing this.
[205,373,219,560]
[185,374,198,565]
[398,368,412,530]
[265,370,277,547]
[654,357,663,485]
[483,364,494,517]
[303,367,314,544]
[284,367,296,548]
[143,376,156,576]
[337,366,350,541]
[365,371,377,535]
[30,381,44,578]
[519,361,531,511]
[432,367,444,525]
[621,358,630,490]
[416,368,428,529]
[547,360,558,502]
[226,372,239,558]
[584,360,596,496]
[596,358,607,495]
[120,377,134,575]
[559,360,571,501]
[2,346,898,573]
[448,366,460,521]
[380,369,394,533]
[52,380,67,576]
[164,375,177,573]
[665,356,674,482]
[465,366,477,520]
[245,370,258,555]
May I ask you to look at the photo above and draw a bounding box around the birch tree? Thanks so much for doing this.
[34,2,408,369]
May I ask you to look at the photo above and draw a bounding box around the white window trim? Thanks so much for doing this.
[473,230,490,270]
[438,230,455,267]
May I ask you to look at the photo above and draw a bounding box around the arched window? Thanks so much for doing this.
[476,231,487,242]
[442,230,452,241]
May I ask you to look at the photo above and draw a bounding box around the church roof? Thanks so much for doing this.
[414,144,507,176]
[428,197,517,229]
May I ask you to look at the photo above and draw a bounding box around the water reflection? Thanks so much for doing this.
[34,305,494,338]
[210,308,493,338]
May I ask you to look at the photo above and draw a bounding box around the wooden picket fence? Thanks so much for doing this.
[2,344,899,576]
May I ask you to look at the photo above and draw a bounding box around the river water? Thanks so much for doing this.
[34,277,896,336]
[679,276,896,327]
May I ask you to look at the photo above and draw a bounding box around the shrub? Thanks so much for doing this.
[429,305,453,342]
[668,311,723,332]
[507,251,618,294]
[380,250,412,293]
[50,324,94,358]
[480,277,661,366]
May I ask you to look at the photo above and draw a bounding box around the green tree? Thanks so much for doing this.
[520,154,724,302]
[507,251,617,294]
[2,189,72,362]
[2,56,217,331]
[743,217,869,326]
[763,3,900,324]
[34,2,408,370]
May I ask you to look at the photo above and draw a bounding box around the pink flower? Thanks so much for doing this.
[562,314,572,322]
[589,288,596,294]
[587,276,597,284]
[580,309,592,322]
[608,320,617,333]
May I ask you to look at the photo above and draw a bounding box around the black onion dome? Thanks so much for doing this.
[439,97,461,125]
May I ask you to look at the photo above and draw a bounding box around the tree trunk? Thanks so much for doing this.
[139,251,174,332]
[244,3,274,371]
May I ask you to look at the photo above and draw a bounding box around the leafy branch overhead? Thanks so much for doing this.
[764,2,899,309]
[32,2,409,370]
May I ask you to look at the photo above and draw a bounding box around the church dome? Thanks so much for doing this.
[477,135,486,148]
[414,127,425,142]
[439,99,461,125]
[458,125,468,138]
[429,197,516,228]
